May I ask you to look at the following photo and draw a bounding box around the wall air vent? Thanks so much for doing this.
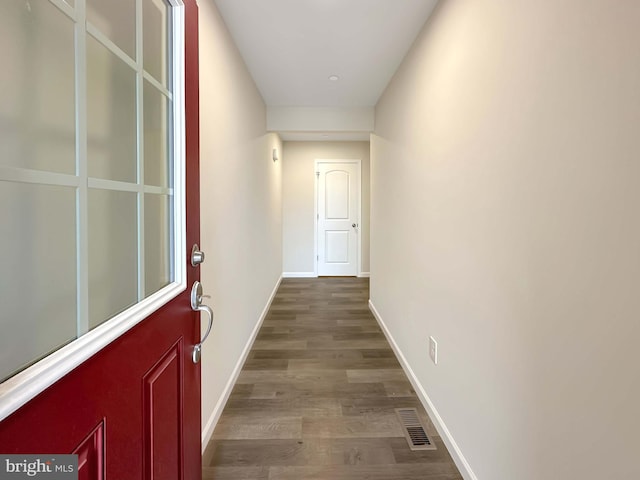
[395,408,436,451]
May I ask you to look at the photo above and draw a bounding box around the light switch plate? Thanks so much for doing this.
[429,336,438,365]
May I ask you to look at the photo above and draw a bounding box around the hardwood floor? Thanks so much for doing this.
[202,277,463,480]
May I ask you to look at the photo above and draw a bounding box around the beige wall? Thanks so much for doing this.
[282,141,370,276]
[371,1,640,479]
[199,0,282,443]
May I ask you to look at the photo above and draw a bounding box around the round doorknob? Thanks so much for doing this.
[352,223,357,228]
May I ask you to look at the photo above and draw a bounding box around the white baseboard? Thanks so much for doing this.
[283,272,317,278]
[284,272,369,278]
[201,275,283,450]
[368,300,478,480]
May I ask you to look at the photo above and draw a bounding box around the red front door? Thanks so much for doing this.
[0,1,202,479]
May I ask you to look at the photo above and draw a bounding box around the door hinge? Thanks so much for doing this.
[317,213,319,220]
[317,255,319,261]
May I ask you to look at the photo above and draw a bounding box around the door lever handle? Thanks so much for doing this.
[190,281,214,363]
[192,304,213,363]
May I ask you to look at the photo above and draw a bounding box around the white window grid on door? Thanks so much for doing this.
[0,0,186,422]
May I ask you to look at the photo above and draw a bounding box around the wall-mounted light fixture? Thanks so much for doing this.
[272,148,279,162]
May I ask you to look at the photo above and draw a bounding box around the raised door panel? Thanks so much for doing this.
[143,341,184,480]
[324,170,350,220]
[74,421,105,480]
[325,231,350,264]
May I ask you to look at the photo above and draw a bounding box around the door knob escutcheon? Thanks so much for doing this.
[191,244,205,267]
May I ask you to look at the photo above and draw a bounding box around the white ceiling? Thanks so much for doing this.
[212,0,439,108]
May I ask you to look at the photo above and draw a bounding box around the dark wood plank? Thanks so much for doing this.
[212,414,302,440]
[248,381,390,400]
[224,397,342,416]
[390,437,460,465]
[288,357,400,370]
[268,465,463,480]
[301,413,405,438]
[202,466,269,480]
[241,359,289,370]
[208,439,332,466]
[251,349,366,360]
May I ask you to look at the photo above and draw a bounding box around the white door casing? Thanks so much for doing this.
[315,160,360,276]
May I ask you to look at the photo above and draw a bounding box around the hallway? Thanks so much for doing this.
[202,278,462,479]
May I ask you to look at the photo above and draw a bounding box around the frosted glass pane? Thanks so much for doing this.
[87,35,137,183]
[143,0,169,87]
[0,182,77,382]
[0,0,75,174]
[87,0,136,60]
[145,194,172,296]
[144,81,169,187]
[89,189,138,329]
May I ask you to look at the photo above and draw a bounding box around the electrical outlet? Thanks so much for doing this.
[429,336,438,365]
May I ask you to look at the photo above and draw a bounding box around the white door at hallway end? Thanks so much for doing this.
[316,160,360,276]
